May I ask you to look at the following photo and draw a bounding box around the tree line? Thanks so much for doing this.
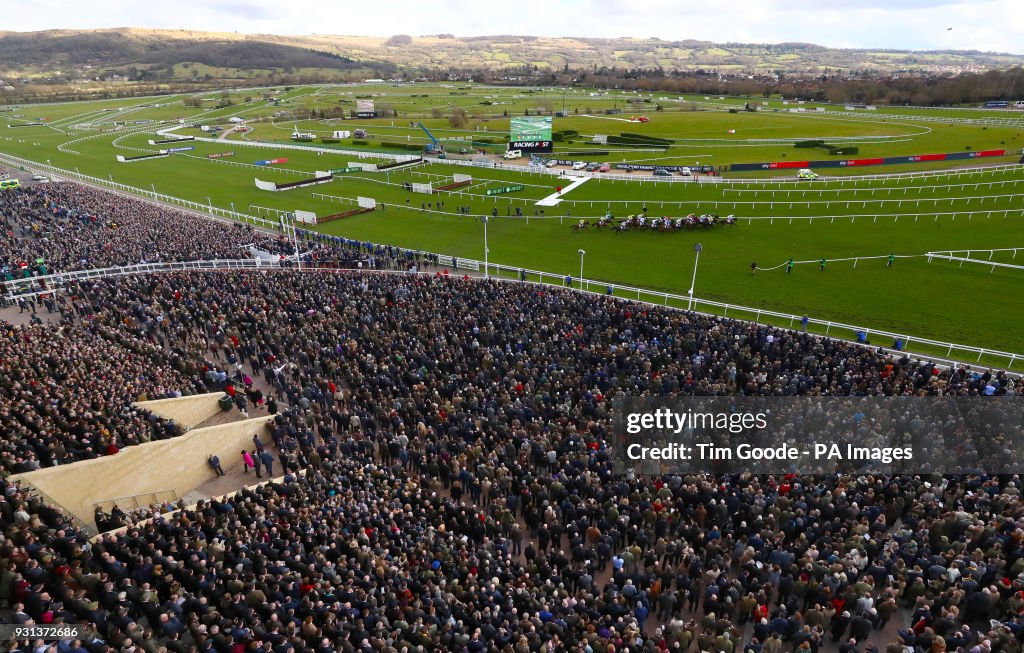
[461,65,1024,106]
[5,63,1024,107]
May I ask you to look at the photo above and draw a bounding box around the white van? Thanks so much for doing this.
[678,167,692,176]
[572,161,587,170]
[504,149,523,159]
[797,168,819,180]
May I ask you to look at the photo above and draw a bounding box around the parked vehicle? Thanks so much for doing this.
[653,168,671,176]
[572,161,587,170]
[504,149,523,160]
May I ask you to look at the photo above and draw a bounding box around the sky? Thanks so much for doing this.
[6,0,1024,54]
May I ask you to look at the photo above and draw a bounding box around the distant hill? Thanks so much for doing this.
[0,29,1022,81]
[0,29,396,81]
[318,34,1024,75]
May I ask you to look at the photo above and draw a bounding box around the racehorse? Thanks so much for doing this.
[576,212,740,233]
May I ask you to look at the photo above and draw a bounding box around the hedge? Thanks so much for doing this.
[607,136,668,148]
[792,140,859,155]
[380,141,425,151]
[550,130,581,142]
[619,132,671,145]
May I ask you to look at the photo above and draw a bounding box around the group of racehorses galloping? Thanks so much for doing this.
[571,213,739,232]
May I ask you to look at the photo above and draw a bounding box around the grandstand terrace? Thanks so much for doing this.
[0,181,1020,653]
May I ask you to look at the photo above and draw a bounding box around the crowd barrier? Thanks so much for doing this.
[4,255,1021,372]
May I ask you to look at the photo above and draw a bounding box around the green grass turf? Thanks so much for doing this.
[3,85,1024,367]
[241,108,1024,169]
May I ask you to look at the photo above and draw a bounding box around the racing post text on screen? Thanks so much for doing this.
[611,397,1024,475]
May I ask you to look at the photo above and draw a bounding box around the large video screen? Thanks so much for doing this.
[356,99,377,118]
[509,116,553,153]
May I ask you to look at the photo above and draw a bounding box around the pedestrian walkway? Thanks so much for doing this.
[535,176,590,206]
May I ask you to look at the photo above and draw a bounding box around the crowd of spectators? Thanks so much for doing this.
[1,183,440,282]
[0,314,208,474]
[0,183,1021,653]
[0,268,1019,653]
[0,184,281,278]
[0,184,448,475]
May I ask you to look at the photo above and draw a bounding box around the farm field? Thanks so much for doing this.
[3,83,1024,366]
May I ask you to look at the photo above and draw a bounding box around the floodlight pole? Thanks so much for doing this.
[578,249,586,290]
[688,243,703,312]
[291,213,302,270]
[481,216,489,279]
